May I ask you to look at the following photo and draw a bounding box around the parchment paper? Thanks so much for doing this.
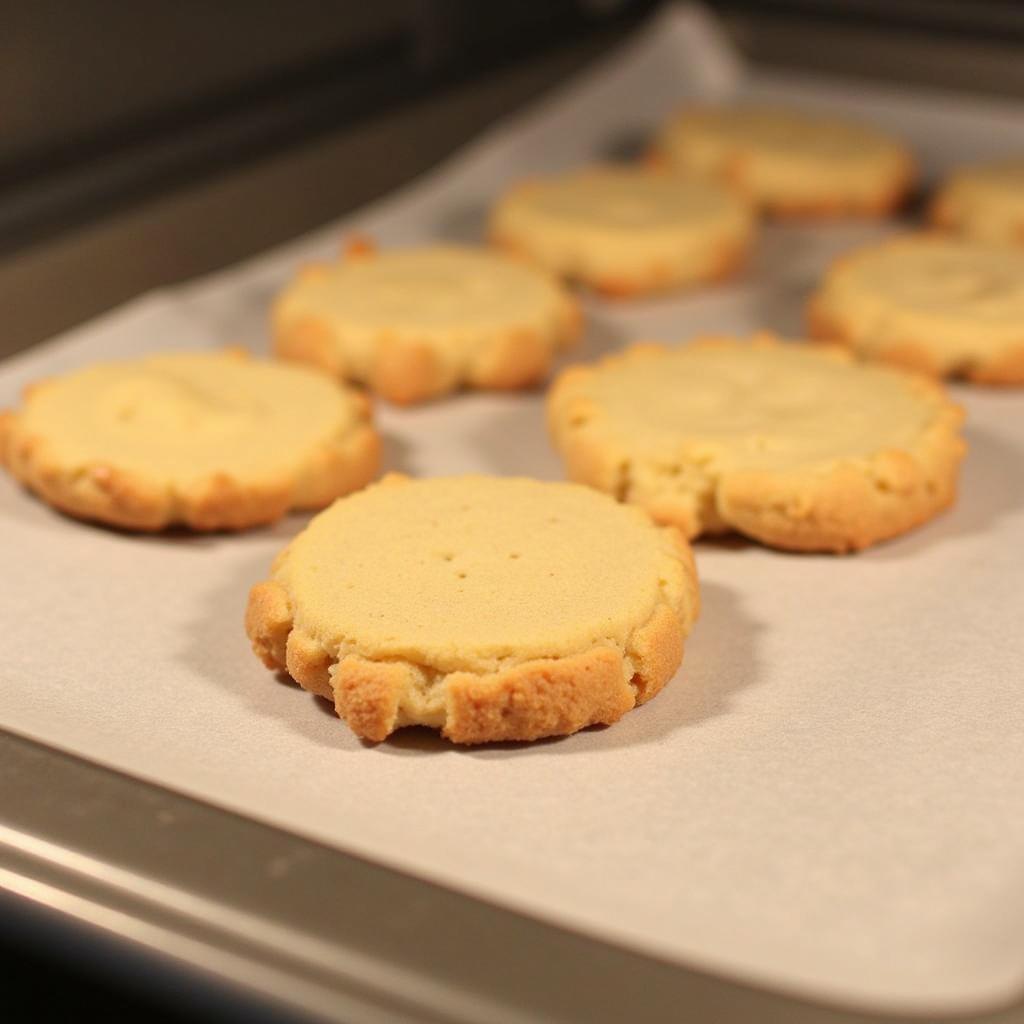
[3,5,1024,1014]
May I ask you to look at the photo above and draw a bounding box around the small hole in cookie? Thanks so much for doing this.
[456,571,467,579]
[509,552,520,560]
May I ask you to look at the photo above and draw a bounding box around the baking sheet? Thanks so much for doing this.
[3,4,1024,1015]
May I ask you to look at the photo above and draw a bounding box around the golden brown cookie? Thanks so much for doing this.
[0,349,379,531]
[808,233,1024,384]
[489,166,754,296]
[653,106,914,218]
[245,475,699,743]
[931,158,1024,242]
[547,335,965,553]
[273,241,581,404]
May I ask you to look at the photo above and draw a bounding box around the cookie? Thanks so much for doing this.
[273,241,581,404]
[245,475,699,744]
[0,349,379,531]
[488,166,754,297]
[652,106,914,218]
[931,158,1024,242]
[547,335,964,553]
[808,233,1024,384]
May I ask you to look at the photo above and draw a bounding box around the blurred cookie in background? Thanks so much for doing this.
[274,241,581,404]
[931,158,1024,242]
[489,166,754,297]
[810,233,1024,384]
[653,106,915,219]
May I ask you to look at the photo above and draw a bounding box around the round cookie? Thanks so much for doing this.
[547,335,964,553]
[808,233,1024,384]
[246,475,699,744]
[488,166,754,297]
[273,242,581,404]
[931,158,1024,242]
[653,106,914,218]
[0,349,379,531]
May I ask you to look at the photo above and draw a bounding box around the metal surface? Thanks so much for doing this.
[713,1,1024,97]
[3,729,1023,1024]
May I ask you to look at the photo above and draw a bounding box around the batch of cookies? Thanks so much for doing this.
[3,105,1022,745]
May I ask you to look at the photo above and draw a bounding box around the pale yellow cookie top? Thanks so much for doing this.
[489,166,753,285]
[657,106,909,201]
[274,476,689,674]
[816,235,1024,348]
[936,158,1024,241]
[276,244,569,335]
[19,351,364,484]
[495,166,748,234]
[555,339,948,472]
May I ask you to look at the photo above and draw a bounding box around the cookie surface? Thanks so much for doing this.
[489,166,754,296]
[653,106,914,218]
[246,475,698,744]
[0,350,379,531]
[808,233,1024,384]
[931,158,1024,242]
[273,243,581,404]
[547,336,964,552]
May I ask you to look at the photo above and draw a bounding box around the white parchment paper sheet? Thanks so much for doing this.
[3,5,1024,1015]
